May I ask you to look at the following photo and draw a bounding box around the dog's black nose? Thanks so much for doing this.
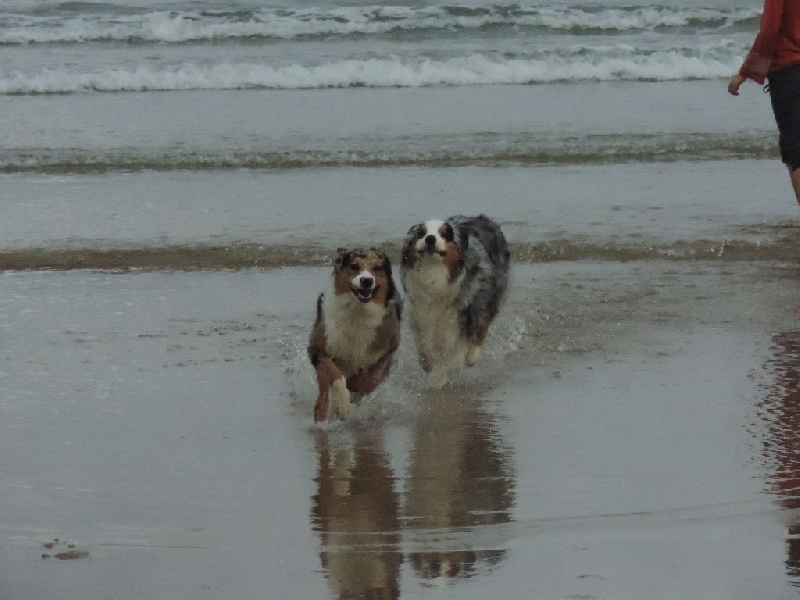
[425,235,436,247]
[359,276,374,288]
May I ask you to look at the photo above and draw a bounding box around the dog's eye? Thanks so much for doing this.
[349,263,360,271]
[416,229,425,239]
[373,265,384,272]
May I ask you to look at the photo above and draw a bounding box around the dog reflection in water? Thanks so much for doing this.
[404,390,513,580]
[311,391,514,594]
[311,430,402,599]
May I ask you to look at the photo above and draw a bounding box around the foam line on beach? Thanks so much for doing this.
[0,133,779,173]
[1,238,798,271]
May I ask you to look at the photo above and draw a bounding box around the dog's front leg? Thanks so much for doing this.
[427,365,450,389]
[330,377,351,420]
[465,330,486,367]
[314,357,346,422]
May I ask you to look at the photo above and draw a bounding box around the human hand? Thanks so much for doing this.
[728,73,746,96]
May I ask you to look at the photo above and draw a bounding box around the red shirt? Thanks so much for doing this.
[740,0,800,84]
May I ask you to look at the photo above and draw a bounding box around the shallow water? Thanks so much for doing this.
[2,263,800,598]
[1,159,799,266]
[0,82,776,173]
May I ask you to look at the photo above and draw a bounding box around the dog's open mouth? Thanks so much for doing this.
[352,286,377,303]
[419,247,446,257]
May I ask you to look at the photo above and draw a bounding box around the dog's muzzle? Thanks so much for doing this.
[420,235,444,257]
[352,276,376,302]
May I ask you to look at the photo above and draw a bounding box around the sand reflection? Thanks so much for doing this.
[311,388,514,597]
[761,332,800,587]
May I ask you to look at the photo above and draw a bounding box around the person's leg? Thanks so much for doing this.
[790,165,800,206]
[770,65,800,206]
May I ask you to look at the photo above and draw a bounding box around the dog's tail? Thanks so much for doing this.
[308,293,326,367]
[315,293,325,326]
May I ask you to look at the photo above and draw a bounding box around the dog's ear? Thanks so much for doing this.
[335,247,351,269]
[383,256,398,306]
[401,232,414,267]
[457,223,470,266]
[406,223,423,239]
[402,223,425,267]
[381,254,393,279]
[442,222,455,243]
[457,223,470,249]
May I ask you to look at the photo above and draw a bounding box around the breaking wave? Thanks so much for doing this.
[0,51,743,94]
[0,5,759,45]
[0,132,778,174]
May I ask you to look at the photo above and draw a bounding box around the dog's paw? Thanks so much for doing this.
[313,399,328,423]
[331,378,352,420]
[465,344,482,367]
[427,366,450,389]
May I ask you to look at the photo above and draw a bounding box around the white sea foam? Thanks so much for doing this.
[0,131,778,173]
[0,51,743,94]
[0,5,759,44]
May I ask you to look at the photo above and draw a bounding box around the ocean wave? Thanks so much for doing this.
[1,237,797,271]
[0,52,743,94]
[0,5,759,45]
[0,133,778,174]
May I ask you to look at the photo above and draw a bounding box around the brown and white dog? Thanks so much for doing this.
[401,215,509,387]
[308,248,402,422]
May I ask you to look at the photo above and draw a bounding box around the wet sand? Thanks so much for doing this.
[2,259,800,599]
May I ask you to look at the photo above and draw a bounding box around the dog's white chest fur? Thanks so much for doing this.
[323,292,386,373]
[404,261,467,379]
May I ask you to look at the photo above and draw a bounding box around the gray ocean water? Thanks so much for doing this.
[1,0,794,264]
